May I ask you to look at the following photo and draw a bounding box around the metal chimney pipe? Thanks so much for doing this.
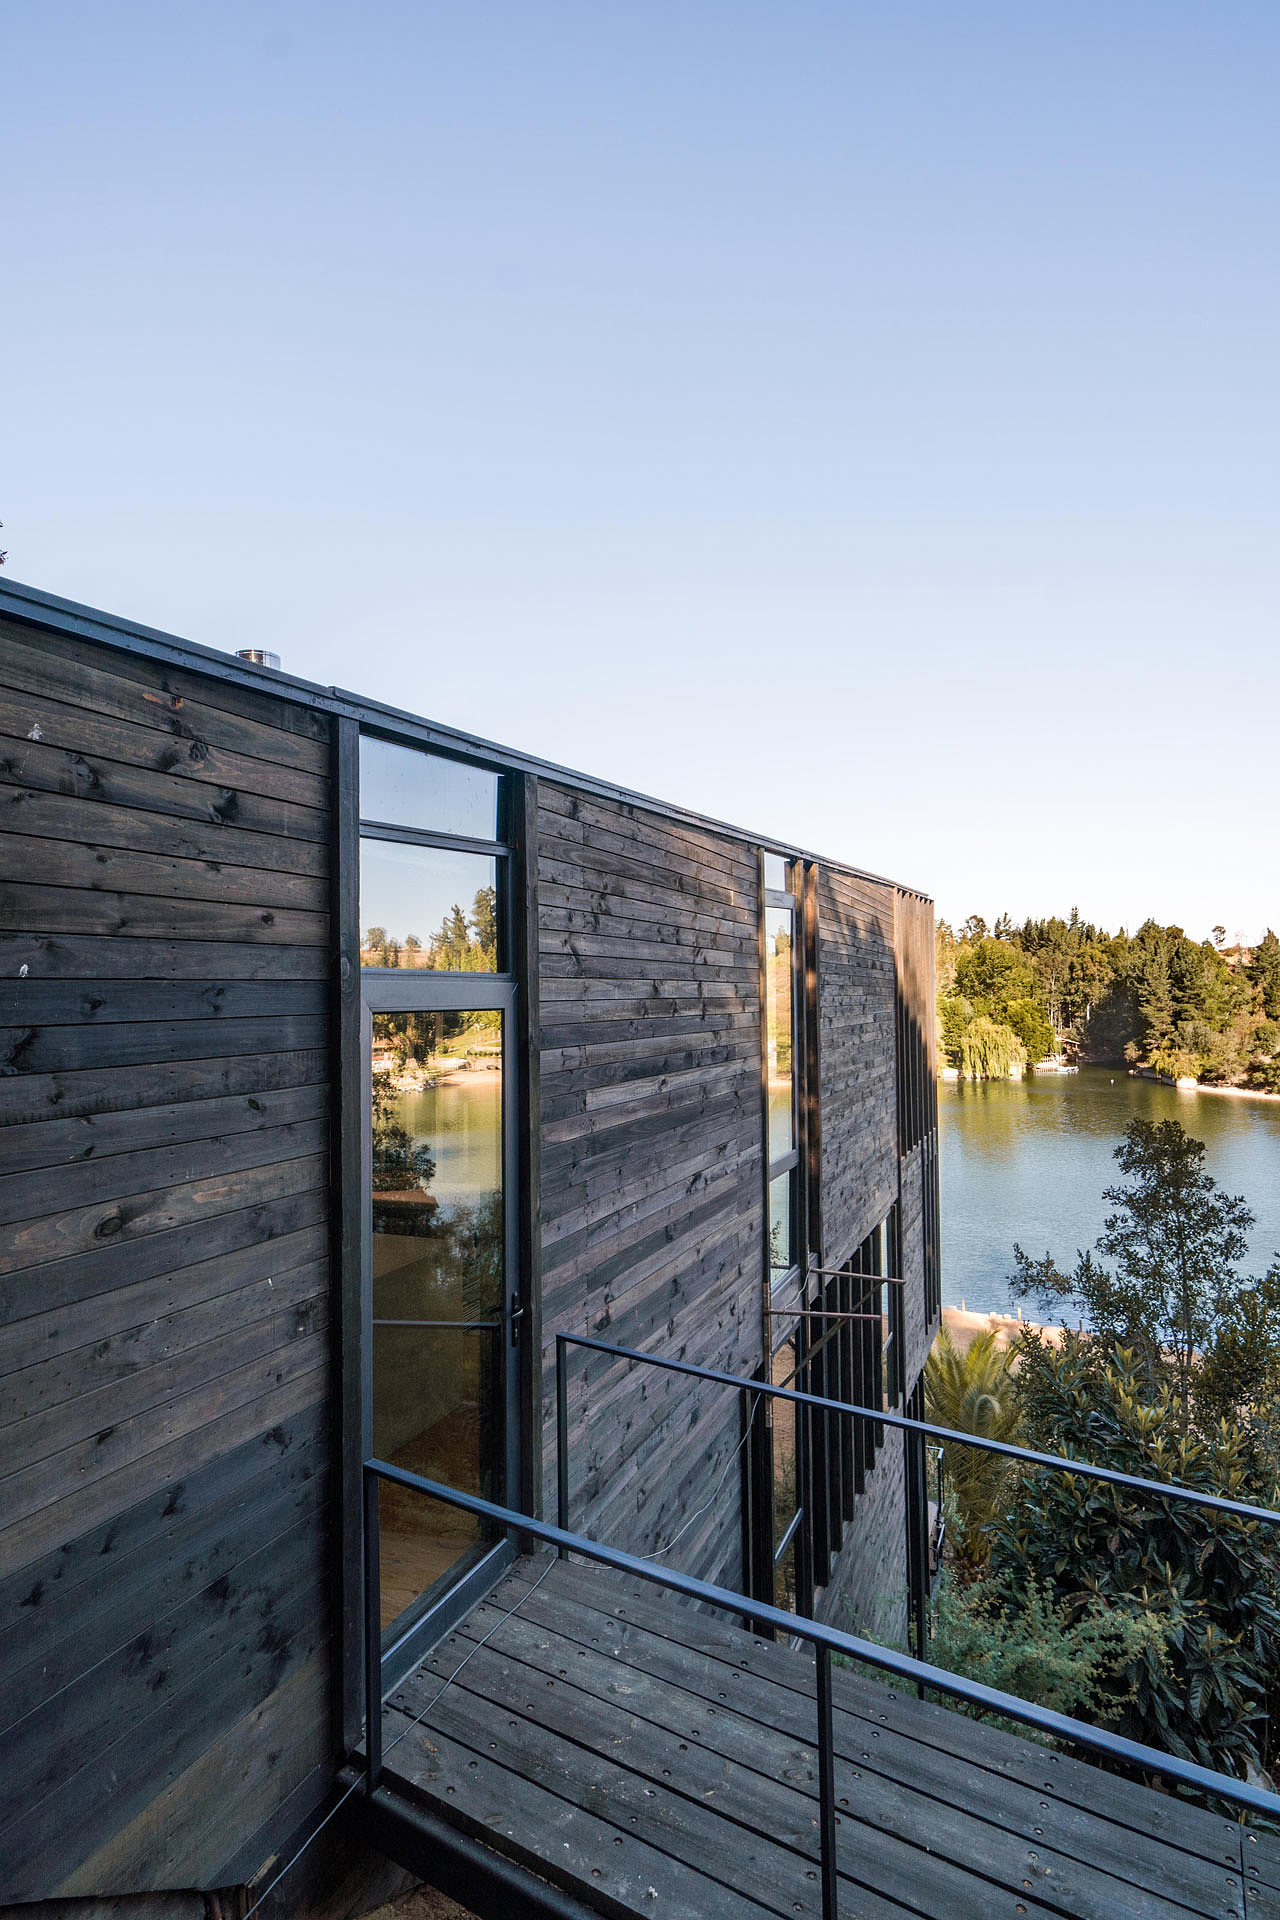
[235,648,281,669]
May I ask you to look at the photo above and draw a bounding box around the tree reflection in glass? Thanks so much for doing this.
[360,839,499,971]
[370,1009,505,1627]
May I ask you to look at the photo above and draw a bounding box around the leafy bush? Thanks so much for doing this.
[926,1572,1164,1739]
[988,1341,1280,1778]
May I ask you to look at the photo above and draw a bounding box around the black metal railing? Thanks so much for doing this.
[556,1332,1280,1605]
[362,1456,1280,1920]
[554,1334,1280,1774]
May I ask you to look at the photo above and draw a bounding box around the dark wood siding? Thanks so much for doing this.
[811,881,937,1642]
[0,616,334,1897]
[895,887,941,1384]
[815,867,898,1268]
[535,784,764,1589]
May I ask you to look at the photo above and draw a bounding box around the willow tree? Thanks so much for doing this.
[959,1017,1025,1080]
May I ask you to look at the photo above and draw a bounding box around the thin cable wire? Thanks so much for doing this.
[382,1556,557,1767]
[640,1389,762,1562]
[241,1557,557,1920]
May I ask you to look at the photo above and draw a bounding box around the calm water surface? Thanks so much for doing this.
[940,1068,1280,1316]
[397,1072,502,1215]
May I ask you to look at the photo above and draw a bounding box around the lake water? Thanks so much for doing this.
[939,1068,1280,1317]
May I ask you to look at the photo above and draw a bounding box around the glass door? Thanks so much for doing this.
[362,972,520,1667]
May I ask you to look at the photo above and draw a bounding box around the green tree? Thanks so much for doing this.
[938,992,973,1068]
[1009,1119,1258,1429]
[1003,996,1055,1064]
[954,937,1039,1020]
[471,885,498,965]
[1250,930,1280,1021]
[959,1017,1025,1080]
[926,1572,1161,1735]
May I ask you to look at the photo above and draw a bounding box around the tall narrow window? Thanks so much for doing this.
[358,737,521,1647]
[762,855,800,1288]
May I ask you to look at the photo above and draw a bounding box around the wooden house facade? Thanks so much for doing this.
[0,579,939,1909]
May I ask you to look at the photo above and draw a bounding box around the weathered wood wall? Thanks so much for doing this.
[894,887,940,1388]
[809,880,937,1643]
[0,617,335,1897]
[535,783,765,1590]
[815,868,898,1268]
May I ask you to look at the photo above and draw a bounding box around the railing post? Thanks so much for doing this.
[363,1464,383,1792]
[556,1332,570,1557]
[903,1412,928,1696]
[816,1642,838,1920]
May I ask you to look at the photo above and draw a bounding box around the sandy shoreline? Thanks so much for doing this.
[1175,1079,1280,1105]
[940,1304,1068,1353]
[938,1068,1280,1104]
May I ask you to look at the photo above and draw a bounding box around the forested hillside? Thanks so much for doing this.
[937,914,1280,1088]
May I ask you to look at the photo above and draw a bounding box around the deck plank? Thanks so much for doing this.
[434,1599,1237,1920]
[506,1556,1240,1870]
[383,1693,875,1920]
[374,1557,1248,1920]
[451,1588,1241,1920]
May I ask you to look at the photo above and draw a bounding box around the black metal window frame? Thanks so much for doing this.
[355,731,527,1687]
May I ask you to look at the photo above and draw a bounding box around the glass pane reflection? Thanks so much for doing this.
[769,1170,793,1280]
[361,838,499,970]
[765,906,794,1160]
[772,1338,799,1612]
[371,1009,504,1628]
[360,736,500,840]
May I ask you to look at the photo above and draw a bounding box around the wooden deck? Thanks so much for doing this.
[376,1555,1277,1920]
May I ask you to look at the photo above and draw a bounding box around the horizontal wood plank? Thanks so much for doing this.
[0,1323,330,1537]
[0,1013,328,1079]
[0,829,327,913]
[0,1148,327,1279]
[0,1223,326,1377]
[0,781,328,874]
[0,1185,328,1326]
[0,681,329,812]
[0,882,327,945]
[0,1047,327,1129]
[0,1078,328,1178]
[0,930,329,982]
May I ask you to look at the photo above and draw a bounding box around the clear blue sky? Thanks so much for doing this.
[4,4,1277,942]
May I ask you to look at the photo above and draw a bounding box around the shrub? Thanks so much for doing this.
[926,1573,1164,1739]
[988,1342,1280,1777]
[925,1329,1021,1567]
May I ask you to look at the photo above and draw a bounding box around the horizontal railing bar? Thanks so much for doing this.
[803,1269,907,1285]
[371,1318,501,1330]
[363,1459,1280,1822]
[559,1332,1280,1528]
[766,1307,889,1325]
